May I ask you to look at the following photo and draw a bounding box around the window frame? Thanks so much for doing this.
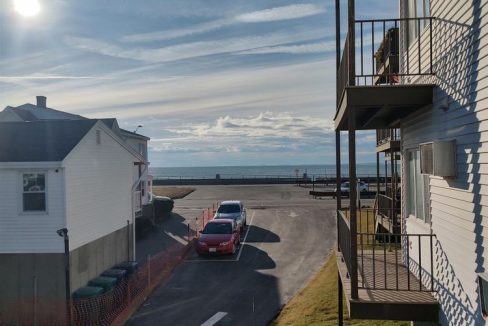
[20,172,48,214]
[405,0,431,46]
[405,148,431,224]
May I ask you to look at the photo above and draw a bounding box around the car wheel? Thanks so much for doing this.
[231,243,236,255]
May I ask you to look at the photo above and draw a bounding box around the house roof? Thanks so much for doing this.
[5,104,87,121]
[0,120,97,162]
[2,103,150,141]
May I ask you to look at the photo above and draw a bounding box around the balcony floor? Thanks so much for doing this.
[334,84,435,131]
[337,250,438,322]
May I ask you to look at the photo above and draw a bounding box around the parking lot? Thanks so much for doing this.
[129,185,339,325]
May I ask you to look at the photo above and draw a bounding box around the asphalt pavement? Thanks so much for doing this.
[129,185,340,326]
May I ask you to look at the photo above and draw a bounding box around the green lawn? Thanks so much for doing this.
[271,252,409,326]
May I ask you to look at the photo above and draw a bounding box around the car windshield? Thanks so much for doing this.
[202,223,232,234]
[217,204,241,214]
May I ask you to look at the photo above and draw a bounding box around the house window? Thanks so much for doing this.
[96,130,101,145]
[406,0,430,45]
[23,173,46,211]
[406,150,431,223]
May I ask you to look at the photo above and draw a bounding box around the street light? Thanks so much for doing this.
[134,124,143,133]
[56,228,71,326]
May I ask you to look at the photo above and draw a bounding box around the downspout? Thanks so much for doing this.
[131,162,148,261]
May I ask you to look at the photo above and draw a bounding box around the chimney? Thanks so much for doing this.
[36,96,46,108]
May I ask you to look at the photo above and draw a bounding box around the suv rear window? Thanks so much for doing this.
[218,204,241,214]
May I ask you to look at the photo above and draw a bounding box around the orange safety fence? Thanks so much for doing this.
[0,203,219,326]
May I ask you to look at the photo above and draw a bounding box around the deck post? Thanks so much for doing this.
[335,0,342,249]
[338,271,344,326]
[347,0,358,300]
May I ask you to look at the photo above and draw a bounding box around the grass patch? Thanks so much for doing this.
[272,252,409,326]
[152,186,195,199]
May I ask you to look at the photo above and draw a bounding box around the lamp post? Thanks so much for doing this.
[56,228,71,326]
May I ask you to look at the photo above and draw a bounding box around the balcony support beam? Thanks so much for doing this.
[348,106,358,299]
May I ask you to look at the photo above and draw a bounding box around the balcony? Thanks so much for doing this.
[376,128,400,152]
[335,17,436,131]
[336,209,438,321]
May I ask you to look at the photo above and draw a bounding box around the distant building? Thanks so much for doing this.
[0,119,145,314]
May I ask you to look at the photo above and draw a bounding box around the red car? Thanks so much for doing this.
[197,219,240,255]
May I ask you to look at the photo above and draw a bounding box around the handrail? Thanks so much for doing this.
[336,16,436,111]
[337,208,436,293]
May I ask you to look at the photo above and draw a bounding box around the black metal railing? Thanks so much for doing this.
[337,210,352,276]
[338,208,436,292]
[356,17,435,85]
[376,128,400,146]
[336,17,435,109]
[377,194,400,226]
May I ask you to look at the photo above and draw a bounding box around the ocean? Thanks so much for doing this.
[149,163,387,179]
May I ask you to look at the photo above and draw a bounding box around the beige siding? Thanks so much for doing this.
[63,123,138,251]
[401,0,488,324]
[0,168,65,253]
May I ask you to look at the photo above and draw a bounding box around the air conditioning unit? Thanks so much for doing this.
[420,140,456,177]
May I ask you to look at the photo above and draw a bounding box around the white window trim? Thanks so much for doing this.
[405,148,431,226]
[19,171,48,215]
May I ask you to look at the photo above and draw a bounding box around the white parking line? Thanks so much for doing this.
[201,311,228,326]
[186,211,255,263]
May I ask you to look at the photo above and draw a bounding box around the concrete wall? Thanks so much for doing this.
[0,253,65,317]
[70,224,133,292]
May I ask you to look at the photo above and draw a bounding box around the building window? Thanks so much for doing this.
[23,173,46,211]
[406,150,431,223]
[406,0,430,45]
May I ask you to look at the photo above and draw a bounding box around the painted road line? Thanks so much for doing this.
[201,312,228,326]
[185,211,255,263]
[235,210,255,261]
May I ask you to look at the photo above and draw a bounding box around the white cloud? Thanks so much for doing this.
[66,29,326,63]
[149,112,334,154]
[122,4,325,43]
[236,41,334,55]
[235,4,324,23]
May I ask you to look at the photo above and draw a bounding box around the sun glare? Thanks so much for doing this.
[14,0,41,17]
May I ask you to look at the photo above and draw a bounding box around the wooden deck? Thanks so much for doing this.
[337,250,438,322]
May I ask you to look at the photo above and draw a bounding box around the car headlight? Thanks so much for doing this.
[219,241,229,246]
[198,241,207,246]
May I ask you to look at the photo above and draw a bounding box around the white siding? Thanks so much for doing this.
[0,168,65,253]
[401,1,488,324]
[63,123,138,251]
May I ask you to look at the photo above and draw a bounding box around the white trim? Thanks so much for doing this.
[19,171,48,215]
[0,162,62,169]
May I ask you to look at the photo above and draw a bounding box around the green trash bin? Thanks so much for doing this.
[88,276,118,293]
[72,286,105,325]
[72,286,104,299]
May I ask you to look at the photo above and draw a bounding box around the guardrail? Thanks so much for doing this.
[337,17,435,107]
[337,208,436,292]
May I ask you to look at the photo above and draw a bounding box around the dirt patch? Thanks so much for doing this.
[152,186,195,199]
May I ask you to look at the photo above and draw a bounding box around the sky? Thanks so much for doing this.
[0,0,398,167]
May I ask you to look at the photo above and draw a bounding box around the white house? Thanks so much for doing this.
[0,119,144,314]
[0,96,152,214]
